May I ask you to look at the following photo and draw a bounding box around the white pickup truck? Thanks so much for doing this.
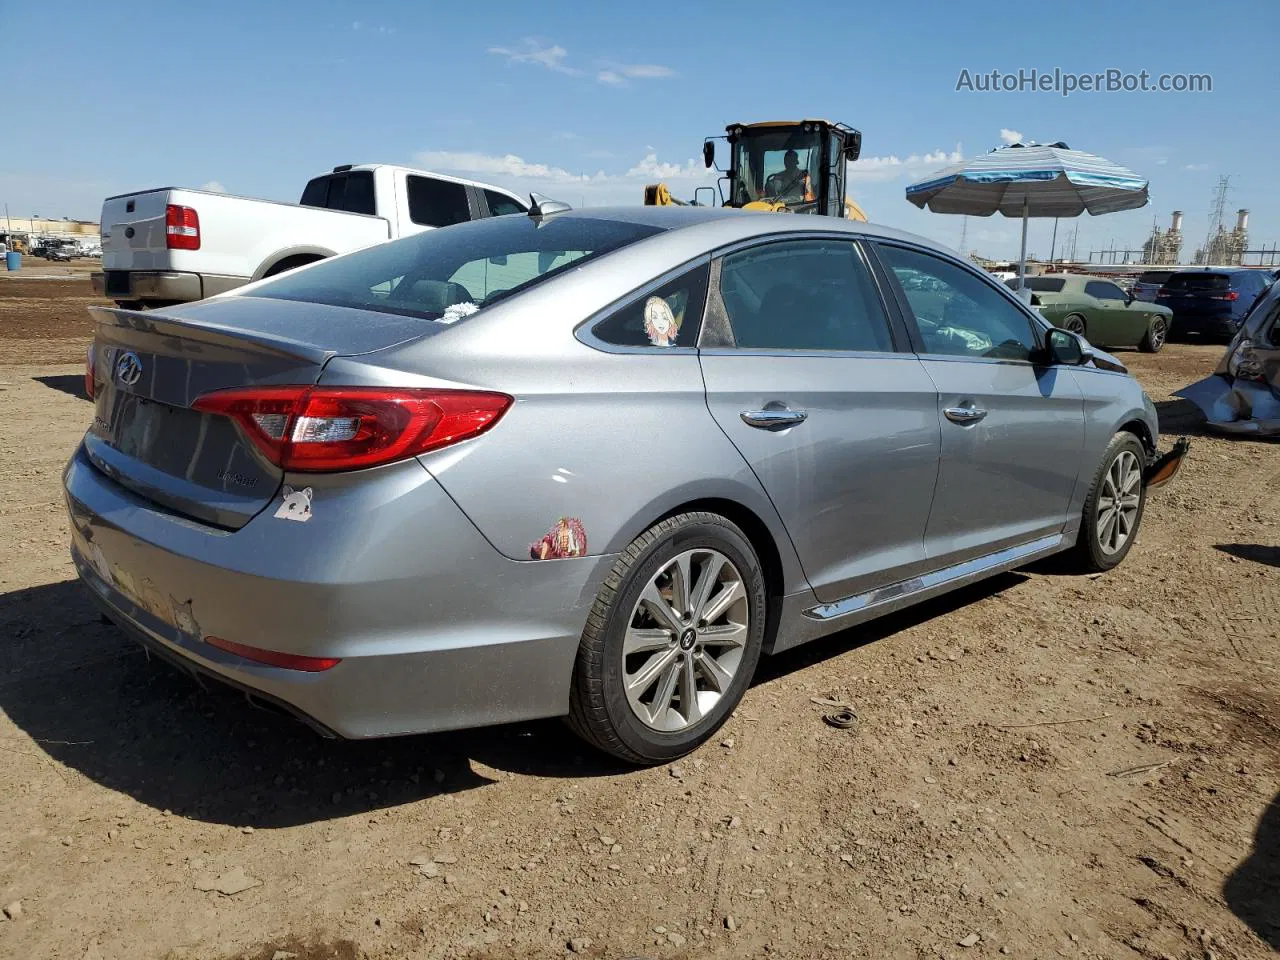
[92,164,529,308]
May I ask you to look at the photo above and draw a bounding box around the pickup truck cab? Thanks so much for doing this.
[92,164,528,308]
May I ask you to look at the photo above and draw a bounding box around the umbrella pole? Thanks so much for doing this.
[1018,196,1029,292]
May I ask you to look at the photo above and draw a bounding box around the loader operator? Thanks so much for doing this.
[764,149,814,202]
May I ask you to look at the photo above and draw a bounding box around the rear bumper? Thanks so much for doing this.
[1164,307,1239,336]
[91,271,246,303]
[62,445,613,738]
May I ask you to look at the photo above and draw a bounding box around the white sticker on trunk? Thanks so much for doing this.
[274,486,313,522]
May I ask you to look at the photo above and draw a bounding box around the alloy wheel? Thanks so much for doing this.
[622,549,749,732]
[1064,316,1086,335]
[1149,317,1168,349]
[1096,450,1141,555]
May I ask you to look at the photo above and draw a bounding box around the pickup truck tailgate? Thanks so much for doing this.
[101,190,173,271]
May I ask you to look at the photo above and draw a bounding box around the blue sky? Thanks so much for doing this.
[2,0,1276,261]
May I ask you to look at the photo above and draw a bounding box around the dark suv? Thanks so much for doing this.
[1156,269,1273,339]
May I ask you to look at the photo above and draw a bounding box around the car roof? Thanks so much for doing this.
[541,205,964,258]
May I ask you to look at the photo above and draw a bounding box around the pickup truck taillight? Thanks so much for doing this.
[165,204,201,250]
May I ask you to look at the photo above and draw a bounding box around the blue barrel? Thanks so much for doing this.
[4,251,19,271]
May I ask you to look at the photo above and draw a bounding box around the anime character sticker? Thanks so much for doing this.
[529,517,588,560]
[274,486,313,522]
[642,296,681,347]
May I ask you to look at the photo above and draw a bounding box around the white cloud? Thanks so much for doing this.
[1184,163,1209,171]
[999,128,1023,145]
[413,148,715,206]
[595,61,675,85]
[487,39,579,75]
[848,146,964,183]
[199,180,226,193]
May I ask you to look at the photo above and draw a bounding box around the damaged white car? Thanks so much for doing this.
[1178,281,1280,435]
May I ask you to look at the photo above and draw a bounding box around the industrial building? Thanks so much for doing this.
[0,215,101,255]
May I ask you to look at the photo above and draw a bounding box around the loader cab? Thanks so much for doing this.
[719,120,861,217]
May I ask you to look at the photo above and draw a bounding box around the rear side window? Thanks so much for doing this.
[1138,271,1173,285]
[592,264,710,348]
[1166,273,1229,292]
[408,176,471,227]
[484,190,526,217]
[1009,277,1066,293]
[298,172,376,215]
[716,240,894,351]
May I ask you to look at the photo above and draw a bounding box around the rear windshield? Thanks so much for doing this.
[1006,277,1066,292]
[1165,272,1230,292]
[1137,271,1174,284]
[244,215,664,320]
[299,171,377,216]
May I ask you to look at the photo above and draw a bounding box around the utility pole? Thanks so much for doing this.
[1049,218,1059,263]
[958,215,968,254]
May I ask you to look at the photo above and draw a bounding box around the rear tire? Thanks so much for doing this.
[1139,316,1168,353]
[1066,432,1148,573]
[262,255,323,278]
[566,512,767,764]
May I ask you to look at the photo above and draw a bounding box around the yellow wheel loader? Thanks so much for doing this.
[644,119,867,221]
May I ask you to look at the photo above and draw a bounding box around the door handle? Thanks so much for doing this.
[943,405,988,425]
[740,408,808,429]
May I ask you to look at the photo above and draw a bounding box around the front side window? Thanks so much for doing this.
[407,175,471,228]
[245,215,663,321]
[1085,280,1127,301]
[716,240,894,352]
[592,264,709,348]
[878,244,1039,361]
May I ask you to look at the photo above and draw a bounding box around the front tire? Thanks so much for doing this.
[1067,432,1148,573]
[1139,316,1168,353]
[566,512,767,764]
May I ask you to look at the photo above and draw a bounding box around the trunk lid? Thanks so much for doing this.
[85,296,435,528]
[101,190,174,271]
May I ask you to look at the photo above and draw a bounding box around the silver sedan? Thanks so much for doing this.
[64,205,1186,763]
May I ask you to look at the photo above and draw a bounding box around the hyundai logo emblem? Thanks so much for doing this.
[115,351,143,387]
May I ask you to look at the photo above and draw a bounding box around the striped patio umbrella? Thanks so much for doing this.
[905,141,1149,287]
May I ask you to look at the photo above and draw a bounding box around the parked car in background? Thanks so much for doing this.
[1132,269,1176,302]
[92,164,529,310]
[1155,268,1273,340]
[1006,274,1173,352]
[67,206,1186,763]
[47,246,76,261]
[1177,279,1280,434]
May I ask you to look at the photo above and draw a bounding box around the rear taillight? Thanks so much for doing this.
[204,636,341,672]
[1227,338,1266,382]
[85,343,96,399]
[192,386,512,472]
[1156,287,1170,297]
[165,204,200,250]
[1214,290,1240,301]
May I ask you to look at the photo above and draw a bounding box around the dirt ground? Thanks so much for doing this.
[0,274,1276,960]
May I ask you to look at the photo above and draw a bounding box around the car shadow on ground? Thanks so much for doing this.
[33,374,89,400]
[1215,544,1280,568]
[1155,397,1206,436]
[0,573,1018,828]
[1224,791,1280,950]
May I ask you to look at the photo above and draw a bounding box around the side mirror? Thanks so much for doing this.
[488,255,508,266]
[1125,290,1135,305]
[703,141,716,170]
[843,130,862,161]
[1045,328,1089,366]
